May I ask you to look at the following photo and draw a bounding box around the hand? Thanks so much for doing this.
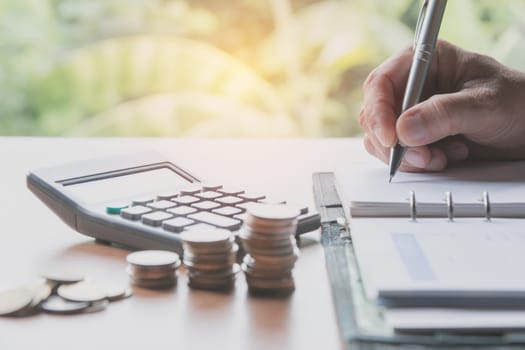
[360,40,525,172]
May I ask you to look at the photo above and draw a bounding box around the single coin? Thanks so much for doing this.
[41,269,85,284]
[105,285,133,302]
[14,281,54,317]
[247,204,300,221]
[126,266,177,280]
[180,228,232,245]
[83,299,109,313]
[126,250,181,268]
[130,277,177,289]
[40,295,90,314]
[0,288,35,316]
[57,281,107,303]
[244,222,297,235]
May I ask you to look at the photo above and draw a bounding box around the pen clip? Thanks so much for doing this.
[414,0,429,49]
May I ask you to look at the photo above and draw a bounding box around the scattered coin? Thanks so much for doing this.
[40,295,90,315]
[57,281,108,303]
[41,269,85,284]
[0,288,35,316]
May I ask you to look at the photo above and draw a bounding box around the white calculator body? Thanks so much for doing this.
[27,152,320,253]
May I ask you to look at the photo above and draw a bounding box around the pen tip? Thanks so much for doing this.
[389,176,393,183]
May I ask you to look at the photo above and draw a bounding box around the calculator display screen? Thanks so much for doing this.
[62,168,190,204]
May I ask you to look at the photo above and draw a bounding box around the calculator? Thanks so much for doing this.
[27,152,321,253]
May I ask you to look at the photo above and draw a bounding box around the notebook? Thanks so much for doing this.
[344,159,525,219]
[337,158,525,333]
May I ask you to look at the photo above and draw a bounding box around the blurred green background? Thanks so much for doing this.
[2,0,525,137]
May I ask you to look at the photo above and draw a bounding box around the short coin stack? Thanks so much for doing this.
[181,228,239,291]
[0,270,131,317]
[126,250,182,289]
[240,204,301,295]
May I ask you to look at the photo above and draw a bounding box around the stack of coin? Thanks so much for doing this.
[126,250,181,289]
[181,228,239,291]
[0,270,131,317]
[239,204,301,295]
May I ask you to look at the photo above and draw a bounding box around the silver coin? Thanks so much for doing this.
[180,228,232,245]
[57,281,107,303]
[126,266,177,280]
[41,269,85,284]
[187,278,235,291]
[130,277,177,289]
[247,204,300,221]
[0,288,35,316]
[40,295,90,314]
[15,281,54,316]
[245,276,295,290]
[183,252,236,266]
[126,250,181,268]
[105,285,133,302]
[183,259,235,272]
[83,299,109,313]
[244,221,297,235]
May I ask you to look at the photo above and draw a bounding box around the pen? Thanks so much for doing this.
[388,0,447,182]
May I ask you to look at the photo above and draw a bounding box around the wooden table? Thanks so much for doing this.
[0,137,366,349]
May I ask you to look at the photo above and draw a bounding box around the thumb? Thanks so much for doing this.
[397,92,478,147]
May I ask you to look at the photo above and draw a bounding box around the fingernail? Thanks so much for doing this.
[404,149,426,168]
[373,126,389,147]
[403,115,427,143]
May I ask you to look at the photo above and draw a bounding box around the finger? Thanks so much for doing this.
[363,134,389,164]
[397,91,482,147]
[362,47,414,147]
[434,138,470,164]
[425,146,448,171]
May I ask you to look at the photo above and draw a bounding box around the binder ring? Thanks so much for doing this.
[409,191,416,221]
[445,191,454,221]
[482,191,491,221]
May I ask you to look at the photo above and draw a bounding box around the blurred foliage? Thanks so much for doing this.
[1,0,524,136]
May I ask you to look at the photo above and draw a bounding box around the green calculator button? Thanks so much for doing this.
[106,204,130,214]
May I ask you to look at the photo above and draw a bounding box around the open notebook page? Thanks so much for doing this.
[337,157,525,217]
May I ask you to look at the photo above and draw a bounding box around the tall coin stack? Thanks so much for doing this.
[126,250,181,289]
[181,228,239,291]
[240,204,301,295]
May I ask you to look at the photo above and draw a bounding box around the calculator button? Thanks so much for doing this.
[217,187,244,196]
[172,195,200,205]
[147,200,177,210]
[167,206,198,216]
[238,193,266,201]
[156,191,179,200]
[191,200,222,211]
[212,206,243,217]
[180,185,202,195]
[120,206,152,220]
[216,196,244,205]
[163,217,195,233]
[106,203,129,215]
[188,212,242,230]
[132,197,155,206]
[195,191,223,200]
[184,223,216,231]
[142,211,174,227]
[201,184,223,191]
